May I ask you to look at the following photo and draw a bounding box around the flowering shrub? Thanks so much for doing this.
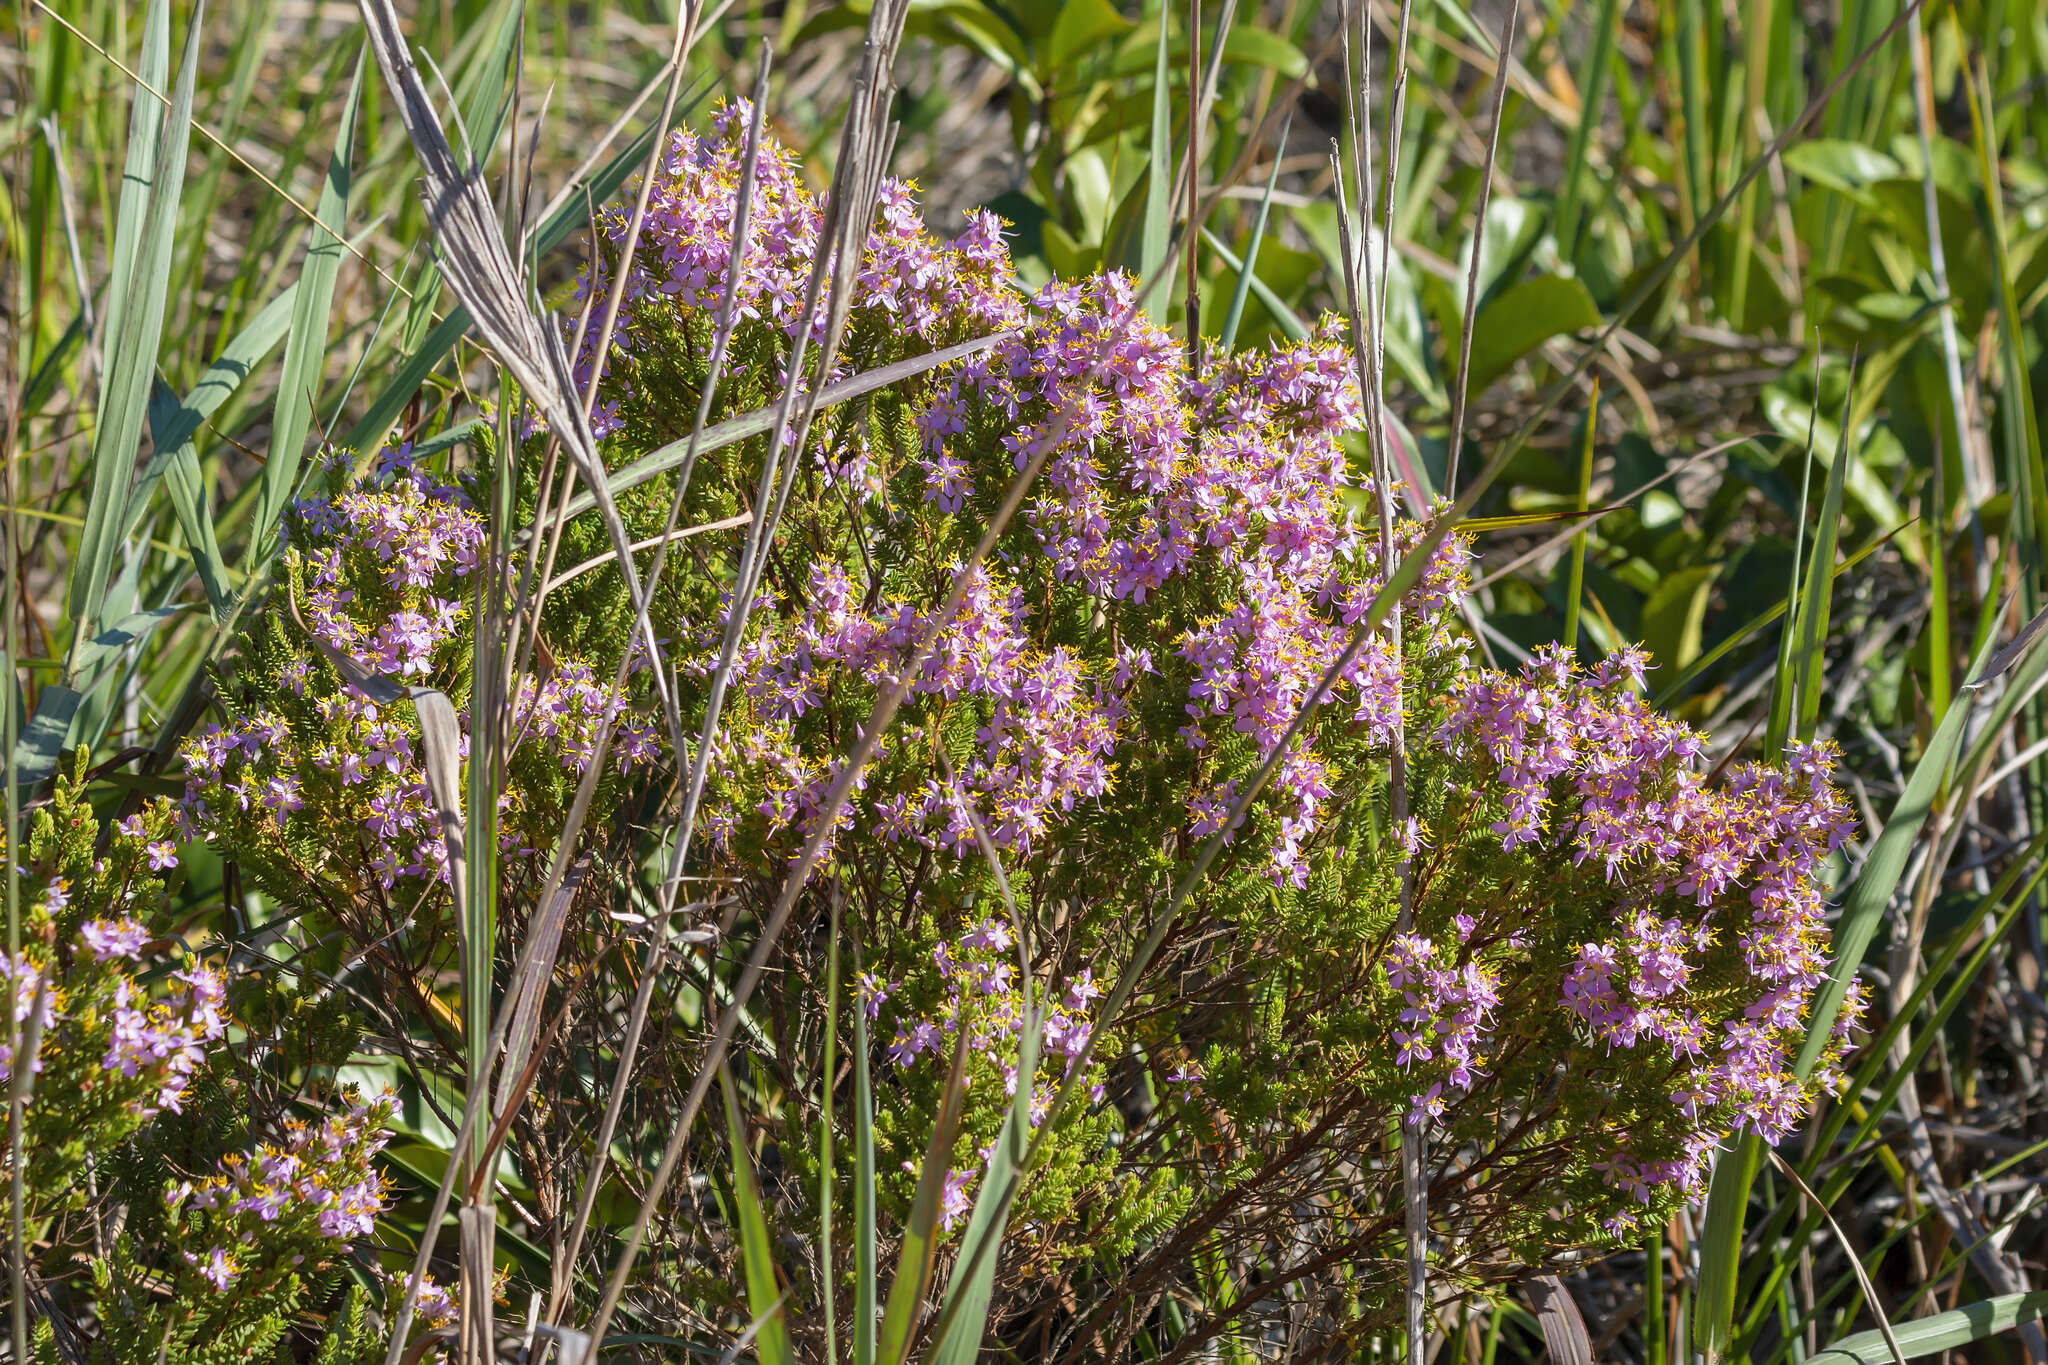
[109,103,1865,1349]
[527,105,1868,1327]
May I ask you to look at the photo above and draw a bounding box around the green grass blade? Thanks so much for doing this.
[1793,373,1855,740]
[876,1034,970,1365]
[819,904,841,1365]
[98,0,169,417]
[146,379,234,620]
[66,0,202,675]
[1960,52,2048,574]
[1198,229,1310,342]
[1563,381,1599,652]
[1219,112,1291,352]
[1793,608,2009,1082]
[720,1066,793,1365]
[1139,12,1174,323]
[1553,0,1620,262]
[246,44,364,576]
[927,1013,1039,1365]
[853,958,877,1365]
[1652,526,1899,708]
[123,283,297,536]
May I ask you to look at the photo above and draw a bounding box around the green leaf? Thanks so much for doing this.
[1639,564,1721,673]
[66,0,203,674]
[1463,274,1602,396]
[1554,0,1621,261]
[12,686,83,792]
[877,1035,971,1365]
[1783,139,1904,201]
[929,992,1042,1364]
[1811,1292,2048,1364]
[1794,613,2009,1081]
[247,45,364,575]
[1220,112,1290,352]
[1046,0,1131,76]
[124,284,298,534]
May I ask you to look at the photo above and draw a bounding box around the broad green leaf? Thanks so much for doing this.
[1640,565,1720,673]
[67,0,202,673]
[1783,139,1905,199]
[1046,0,1131,76]
[248,45,364,575]
[1463,274,1602,395]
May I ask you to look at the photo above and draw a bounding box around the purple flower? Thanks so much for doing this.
[80,917,149,962]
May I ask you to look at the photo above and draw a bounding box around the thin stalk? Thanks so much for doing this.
[1564,380,1600,653]
[1442,0,1520,494]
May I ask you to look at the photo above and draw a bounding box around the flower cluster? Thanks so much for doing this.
[570,98,1020,443]
[585,108,1469,895]
[1374,644,1865,1218]
[165,1093,395,1294]
[873,918,1106,1231]
[179,453,666,902]
[0,780,234,1212]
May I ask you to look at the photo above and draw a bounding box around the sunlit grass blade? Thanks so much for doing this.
[1140,10,1174,322]
[1958,42,2048,573]
[1811,1291,2048,1362]
[146,379,234,619]
[345,109,676,460]
[719,1065,793,1365]
[245,44,363,576]
[1563,380,1598,653]
[97,0,169,417]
